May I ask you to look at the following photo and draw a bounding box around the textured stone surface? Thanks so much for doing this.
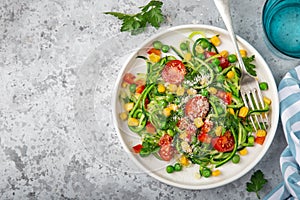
[1,0,299,199]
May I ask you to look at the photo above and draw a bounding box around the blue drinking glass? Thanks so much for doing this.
[262,0,300,58]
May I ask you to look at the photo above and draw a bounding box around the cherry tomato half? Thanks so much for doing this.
[123,73,136,84]
[219,56,230,69]
[211,131,235,152]
[161,60,186,85]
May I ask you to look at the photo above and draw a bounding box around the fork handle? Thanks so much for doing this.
[213,0,247,73]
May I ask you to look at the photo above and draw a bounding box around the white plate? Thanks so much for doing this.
[112,24,279,189]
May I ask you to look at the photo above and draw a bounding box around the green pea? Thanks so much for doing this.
[197,53,205,60]
[217,66,223,72]
[166,93,174,102]
[228,54,237,63]
[153,40,163,50]
[232,154,240,164]
[174,163,182,171]
[161,45,170,53]
[200,40,210,49]
[137,112,142,118]
[201,168,211,178]
[201,89,209,97]
[211,58,220,66]
[158,99,168,107]
[166,165,174,173]
[180,42,188,51]
[167,129,174,137]
[129,84,136,93]
[259,82,269,90]
[248,135,255,146]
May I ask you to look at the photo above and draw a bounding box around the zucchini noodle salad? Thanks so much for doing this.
[118,32,271,178]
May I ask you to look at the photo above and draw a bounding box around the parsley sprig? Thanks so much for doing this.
[246,170,268,199]
[104,0,164,35]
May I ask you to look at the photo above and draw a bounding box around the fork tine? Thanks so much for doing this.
[246,91,263,130]
[252,89,268,130]
[241,91,257,131]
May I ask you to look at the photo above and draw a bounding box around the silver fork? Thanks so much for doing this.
[213,0,268,131]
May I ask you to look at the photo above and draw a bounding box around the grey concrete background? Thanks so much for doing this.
[1,0,300,199]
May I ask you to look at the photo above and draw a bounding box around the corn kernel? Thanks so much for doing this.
[263,96,272,105]
[212,169,221,177]
[187,88,197,95]
[227,71,235,79]
[157,83,166,93]
[208,87,217,95]
[239,49,247,57]
[149,53,161,63]
[119,112,128,121]
[215,126,222,136]
[163,107,172,117]
[210,35,221,46]
[228,108,235,115]
[184,52,192,61]
[179,132,187,140]
[168,104,178,111]
[238,106,249,118]
[256,129,267,137]
[239,148,248,156]
[122,82,128,88]
[195,45,204,53]
[128,117,139,126]
[124,102,134,112]
[176,86,185,96]
[219,50,229,58]
[179,155,190,166]
[194,117,204,128]
[167,84,177,92]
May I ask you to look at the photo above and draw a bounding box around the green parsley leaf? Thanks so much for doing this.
[104,0,164,35]
[142,1,164,28]
[246,170,268,199]
[242,55,257,76]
